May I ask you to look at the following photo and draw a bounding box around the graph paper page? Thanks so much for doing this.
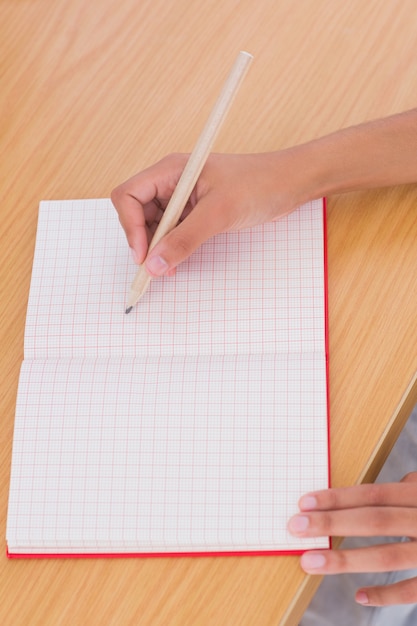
[23,199,326,360]
[7,198,329,555]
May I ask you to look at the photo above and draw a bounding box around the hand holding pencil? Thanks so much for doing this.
[112,51,311,310]
[114,51,253,312]
[112,61,417,314]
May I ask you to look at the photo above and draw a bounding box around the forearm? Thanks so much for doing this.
[285,108,417,203]
[112,108,417,273]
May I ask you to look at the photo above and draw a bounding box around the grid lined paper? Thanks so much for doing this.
[7,198,329,555]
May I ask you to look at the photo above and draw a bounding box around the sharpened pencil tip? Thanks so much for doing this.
[125,306,133,314]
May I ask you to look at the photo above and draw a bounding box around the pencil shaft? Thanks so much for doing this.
[126,50,253,311]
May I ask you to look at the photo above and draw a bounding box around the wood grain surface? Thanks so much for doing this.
[1,1,417,624]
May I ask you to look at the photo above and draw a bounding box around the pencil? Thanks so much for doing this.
[125,50,253,313]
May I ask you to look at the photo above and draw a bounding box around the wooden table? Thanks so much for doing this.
[1,1,417,624]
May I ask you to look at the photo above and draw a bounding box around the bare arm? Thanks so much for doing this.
[111,108,417,274]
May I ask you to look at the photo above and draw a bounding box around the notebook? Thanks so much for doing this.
[6,197,329,557]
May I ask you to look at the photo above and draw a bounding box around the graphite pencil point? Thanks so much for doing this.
[125,306,133,314]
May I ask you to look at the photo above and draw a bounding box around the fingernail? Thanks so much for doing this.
[300,552,326,570]
[356,591,369,605]
[299,495,318,511]
[146,255,169,276]
[288,515,309,534]
[130,247,139,264]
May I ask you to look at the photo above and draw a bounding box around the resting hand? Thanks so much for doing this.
[111,151,308,276]
[288,472,417,607]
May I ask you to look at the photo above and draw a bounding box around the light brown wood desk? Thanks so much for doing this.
[1,1,417,624]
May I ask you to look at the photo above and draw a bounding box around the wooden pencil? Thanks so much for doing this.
[125,50,253,313]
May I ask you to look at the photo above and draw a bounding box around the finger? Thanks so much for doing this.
[401,471,417,484]
[145,192,228,276]
[110,186,149,263]
[356,576,417,607]
[143,199,164,228]
[300,541,417,575]
[111,154,188,262]
[298,481,417,512]
[288,506,417,538]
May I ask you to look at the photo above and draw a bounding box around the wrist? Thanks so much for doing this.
[265,143,331,209]
[285,110,417,201]
[278,135,366,204]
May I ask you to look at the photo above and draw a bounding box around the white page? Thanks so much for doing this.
[7,198,329,554]
[23,199,326,359]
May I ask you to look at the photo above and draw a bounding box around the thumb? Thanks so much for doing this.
[145,195,222,276]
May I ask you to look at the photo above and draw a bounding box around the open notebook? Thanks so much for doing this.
[7,198,329,557]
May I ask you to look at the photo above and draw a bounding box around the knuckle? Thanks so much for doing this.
[326,489,342,509]
[170,232,193,257]
[110,185,124,207]
[378,544,403,569]
[160,152,188,169]
[317,511,333,534]
[207,196,235,229]
[366,483,386,506]
[370,508,391,533]
[332,549,349,571]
